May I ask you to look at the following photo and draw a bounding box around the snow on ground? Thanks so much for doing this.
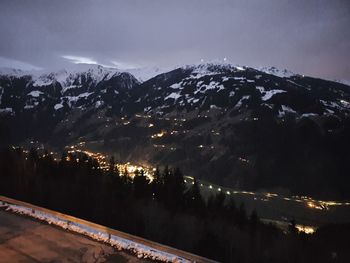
[256,86,265,93]
[261,89,286,101]
[258,66,295,78]
[62,85,79,93]
[95,100,104,108]
[54,103,64,110]
[195,81,225,93]
[170,82,183,90]
[278,105,297,117]
[0,107,13,114]
[125,66,169,82]
[61,92,94,107]
[24,104,35,110]
[28,90,43,97]
[33,75,55,87]
[165,92,182,101]
[256,86,286,101]
[3,202,190,263]
[301,113,318,118]
[320,99,349,111]
[234,95,250,108]
[185,62,245,80]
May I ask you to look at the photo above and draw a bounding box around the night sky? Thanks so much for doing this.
[0,0,349,81]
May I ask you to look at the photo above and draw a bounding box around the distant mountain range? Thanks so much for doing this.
[1,63,350,199]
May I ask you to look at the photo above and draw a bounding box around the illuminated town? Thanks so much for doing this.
[21,143,346,235]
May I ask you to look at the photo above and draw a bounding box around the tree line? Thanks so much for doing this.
[0,147,349,262]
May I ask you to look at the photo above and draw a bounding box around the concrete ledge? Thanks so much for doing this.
[0,195,217,263]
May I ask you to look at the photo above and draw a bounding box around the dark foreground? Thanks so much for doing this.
[0,210,144,263]
[2,147,350,262]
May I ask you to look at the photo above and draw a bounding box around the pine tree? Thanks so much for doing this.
[249,208,259,235]
[162,167,185,208]
[238,203,247,225]
[289,217,297,234]
[250,208,258,225]
[122,167,132,184]
[186,177,205,213]
[109,156,115,173]
[151,167,162,200]
[214,191,226,212]
[173,167,186,202]
[133,169,150,199]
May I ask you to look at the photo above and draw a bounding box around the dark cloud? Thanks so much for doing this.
[0,0,349,80]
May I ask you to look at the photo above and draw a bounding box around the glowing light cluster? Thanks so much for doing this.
[296,225,316,234]
[116,162,154,181]
[151,131,166,138]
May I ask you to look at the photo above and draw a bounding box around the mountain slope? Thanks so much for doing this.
[1,63,349,199]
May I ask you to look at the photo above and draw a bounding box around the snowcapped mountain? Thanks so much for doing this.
[130,62,350,118]
[257,66,296,78]
[0,64,139,114]
[123,66,169,82]
[1,63,350,199]
[1,62,349,121]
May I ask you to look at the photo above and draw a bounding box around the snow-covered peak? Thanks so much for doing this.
[334,79,350,87]
[0,64,126,88]
[0,67,38,77]
[179,62,246,79]
[186,61,245,71]
[258,66,296,78]
[45,64,120,87]
[123,66,168,82]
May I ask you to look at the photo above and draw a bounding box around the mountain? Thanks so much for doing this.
[1,63,350,199]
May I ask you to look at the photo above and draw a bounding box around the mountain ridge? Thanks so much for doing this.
[1,63,350,199]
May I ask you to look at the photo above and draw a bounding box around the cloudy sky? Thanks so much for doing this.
[0,0,349,81]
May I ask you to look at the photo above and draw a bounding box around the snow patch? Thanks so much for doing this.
[95,100,104,108]
[278,105,297,117]
[28,90,43,97]
[0,107,13,114]
[24,104,35,110]
[301,113,318,118]
[169,82,183,90]
[258,66,295,78]
[235,95,250,108]
[256,86,265,93]
[165,92,181,101]
[261,89,286,101]
[54,103,64,110]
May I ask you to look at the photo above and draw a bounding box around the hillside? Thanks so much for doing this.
[1,63,350,199]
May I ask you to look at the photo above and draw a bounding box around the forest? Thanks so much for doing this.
[0,147,349,263]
